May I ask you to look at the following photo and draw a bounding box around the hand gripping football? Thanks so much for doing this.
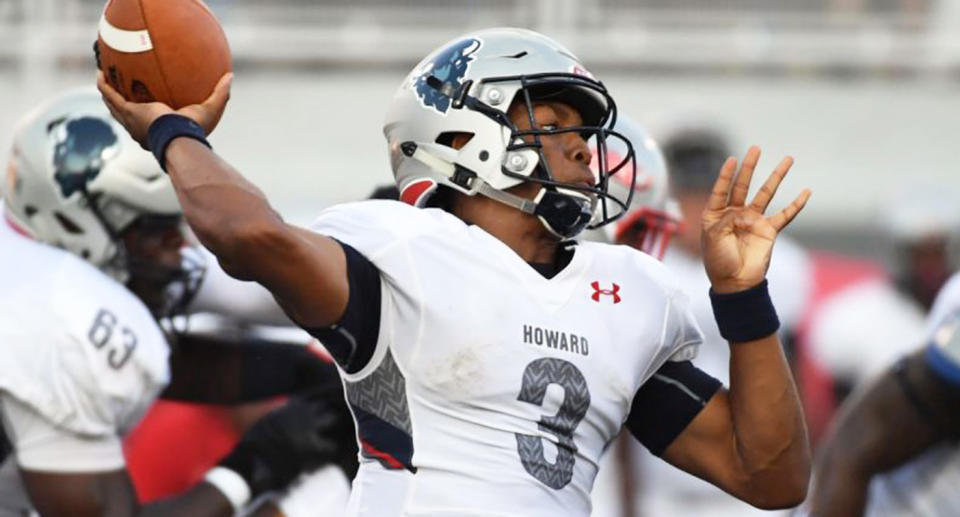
[96,0,232,109]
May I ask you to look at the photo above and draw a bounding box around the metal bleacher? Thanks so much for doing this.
[0,0,955,74]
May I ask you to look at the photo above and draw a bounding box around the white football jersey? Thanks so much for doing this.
[862,271,960,517]
[0,218,169,440]
[309,200,703,517]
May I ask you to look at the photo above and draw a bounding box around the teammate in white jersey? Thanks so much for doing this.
[99,27,812,516]
[808,271,960,517]
[0,91,351,517]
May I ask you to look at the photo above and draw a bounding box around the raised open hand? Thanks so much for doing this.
[701,146,811,293]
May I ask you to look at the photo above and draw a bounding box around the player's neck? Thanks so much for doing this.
[490,222,560,265]
[452,192,559,264]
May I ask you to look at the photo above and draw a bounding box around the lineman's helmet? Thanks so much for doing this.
[2,89,203,314]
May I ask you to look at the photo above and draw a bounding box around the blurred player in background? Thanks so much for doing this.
[790,191,937,445]
[0,90,353,517]
[807,270,960,516]
[100,27,812,516]
[801,190,960,405]
[886,191,960,312]
[798,249,926,441]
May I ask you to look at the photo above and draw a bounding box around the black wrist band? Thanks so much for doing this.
[147,114,210,171]
[709,279,780,343]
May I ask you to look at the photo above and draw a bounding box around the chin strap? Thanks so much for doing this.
[531,188,594,239]
[474,182,537,214]
[401,141,592,238]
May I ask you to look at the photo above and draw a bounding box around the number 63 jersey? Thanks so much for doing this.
[309,201,705,517]
[0,219,169,441]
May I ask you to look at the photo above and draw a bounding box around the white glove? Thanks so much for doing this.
[276,465,351,517]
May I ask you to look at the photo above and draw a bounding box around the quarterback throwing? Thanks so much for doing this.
[99,28,811,516]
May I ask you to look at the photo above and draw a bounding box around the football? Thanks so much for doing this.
[96,0,231,109]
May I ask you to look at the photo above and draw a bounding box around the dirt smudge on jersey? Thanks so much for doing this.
[423,345,484,395]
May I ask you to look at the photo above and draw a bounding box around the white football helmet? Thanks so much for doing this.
[3,89,203,314]
[592,116,682,260]
[383,28,635,239]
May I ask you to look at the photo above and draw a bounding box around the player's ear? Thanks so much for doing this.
[437,132,474,151]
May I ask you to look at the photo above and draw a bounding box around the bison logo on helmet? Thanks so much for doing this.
[412,38,481,114]
[50,117,119,198]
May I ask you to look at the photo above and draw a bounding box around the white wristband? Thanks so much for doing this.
[278,466,351,517]
[204,466,252,512]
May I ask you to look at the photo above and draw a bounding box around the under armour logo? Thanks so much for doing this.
[591,281,621,304]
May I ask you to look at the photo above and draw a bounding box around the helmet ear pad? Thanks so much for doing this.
[440,131,474,151]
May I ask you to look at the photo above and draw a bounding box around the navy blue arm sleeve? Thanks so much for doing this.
[625,360,722,456]
[305,241,382,374]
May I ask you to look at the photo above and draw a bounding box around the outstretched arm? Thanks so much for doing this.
[97,72,347,328]
[661,147,812,509]
[809,349,960,516]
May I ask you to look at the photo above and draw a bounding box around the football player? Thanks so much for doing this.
[100,28,812,516]
[0,90,351,517]
[807,270,960,516]
[886,193,959,312]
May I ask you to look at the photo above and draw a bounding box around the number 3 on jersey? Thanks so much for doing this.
[87,308,138,370]
[515,357,591,489]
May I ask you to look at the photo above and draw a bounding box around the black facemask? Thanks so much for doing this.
[119,215,206,319]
